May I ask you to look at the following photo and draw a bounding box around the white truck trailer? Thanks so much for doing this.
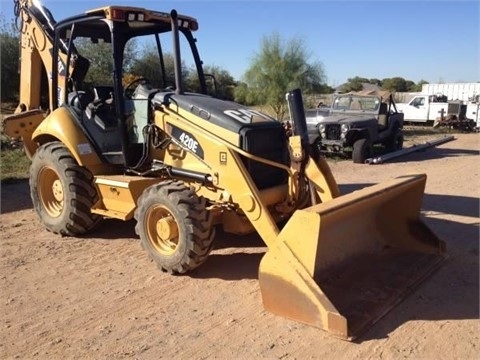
[421,83,480,102]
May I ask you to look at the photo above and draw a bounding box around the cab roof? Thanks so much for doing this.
[54,6,198,40]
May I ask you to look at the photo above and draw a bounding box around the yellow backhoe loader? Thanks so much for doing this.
[3,0,446,340]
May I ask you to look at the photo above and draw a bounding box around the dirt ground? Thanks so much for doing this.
[1,133,479,359]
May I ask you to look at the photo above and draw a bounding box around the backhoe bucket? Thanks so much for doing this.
[259,174,446,340]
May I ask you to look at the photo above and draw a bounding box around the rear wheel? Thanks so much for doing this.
[30,142,101,235]
[134,180,215,274]
[352,138,372,164]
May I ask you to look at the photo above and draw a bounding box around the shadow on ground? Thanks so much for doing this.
[384,146,479,163]
[0,179,32,213]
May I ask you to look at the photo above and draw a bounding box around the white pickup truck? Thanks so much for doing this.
[396,94,479,127]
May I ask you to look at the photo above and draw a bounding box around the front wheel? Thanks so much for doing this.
[134,181,215,274]
[30,142,101,235]
[352,138,372,164]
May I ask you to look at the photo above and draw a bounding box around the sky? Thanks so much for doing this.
[0,0,478,86]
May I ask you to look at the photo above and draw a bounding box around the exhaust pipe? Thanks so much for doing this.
[286,89,309,149]
[170,10,184,95]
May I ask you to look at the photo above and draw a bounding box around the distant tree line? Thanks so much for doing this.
[339,76,429,93]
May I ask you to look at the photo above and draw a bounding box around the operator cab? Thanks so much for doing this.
[52,6,207,168]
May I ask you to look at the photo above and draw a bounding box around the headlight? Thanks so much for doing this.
[318,124,325,133]
[341,124,349,133]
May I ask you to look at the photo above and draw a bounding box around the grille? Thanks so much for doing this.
[240,124,289,190]
[325,124,341,140]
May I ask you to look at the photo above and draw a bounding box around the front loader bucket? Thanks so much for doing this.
[259,174,446,340]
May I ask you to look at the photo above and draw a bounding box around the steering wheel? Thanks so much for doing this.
[124,77,149,99]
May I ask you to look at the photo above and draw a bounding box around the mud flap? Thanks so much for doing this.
[259,174,446,340]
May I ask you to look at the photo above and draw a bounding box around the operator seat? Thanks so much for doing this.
[84,86,117,130]
[93,86,114,102]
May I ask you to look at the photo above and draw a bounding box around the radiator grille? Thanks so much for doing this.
[240,125,289,190]
[325,124,341,140]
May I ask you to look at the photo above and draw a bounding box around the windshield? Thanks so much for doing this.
[332,96,380,112]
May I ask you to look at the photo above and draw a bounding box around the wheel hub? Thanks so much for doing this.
[147,206,180,255]
[38,166,64,218]
[52,179,64,202]
[156,216,178,242]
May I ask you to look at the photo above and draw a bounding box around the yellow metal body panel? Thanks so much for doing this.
[31,107,107,172]
[92,175,161,220]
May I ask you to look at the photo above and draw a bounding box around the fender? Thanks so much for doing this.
[32,107,103,168]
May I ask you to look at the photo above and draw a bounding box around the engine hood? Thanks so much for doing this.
[316,113,376,124]
[152,91,279,133]
[305,108,330,125]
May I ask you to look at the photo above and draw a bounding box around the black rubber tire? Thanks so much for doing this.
[134,180,215,274]
[352,138,372,164]
[386,128,404,152]
[30,142,101,236]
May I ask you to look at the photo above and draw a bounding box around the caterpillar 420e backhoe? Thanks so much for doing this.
[3,0,446,340]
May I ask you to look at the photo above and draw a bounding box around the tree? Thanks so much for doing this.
[1,17,19,101]
[339,76,428,93]
[339,76,370,92]
[233,82,256,106]
[185,64,237,100]
[75,38,137,87]
[409,79,428,92]
[129,43,191,90]
[381,77,408,92]
[238,32,327,120]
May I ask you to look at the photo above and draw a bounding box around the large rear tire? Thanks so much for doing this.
[134,180,215,274]
[30,142,101,236]
[352,138,372,164]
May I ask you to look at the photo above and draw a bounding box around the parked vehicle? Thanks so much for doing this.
[396,94,479,129]
[306,91,404,163]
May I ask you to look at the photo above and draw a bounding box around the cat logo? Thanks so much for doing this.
[219,152,227,165]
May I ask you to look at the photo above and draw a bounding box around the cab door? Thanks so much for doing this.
[405,96,429,122]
